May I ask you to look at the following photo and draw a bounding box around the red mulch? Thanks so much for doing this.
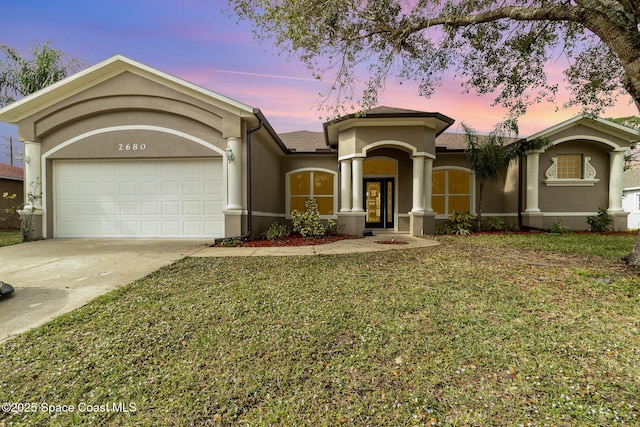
[213,233,361,247]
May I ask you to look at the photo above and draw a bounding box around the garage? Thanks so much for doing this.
[54,159,224,238]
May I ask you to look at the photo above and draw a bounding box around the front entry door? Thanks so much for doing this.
[364,178,394,228]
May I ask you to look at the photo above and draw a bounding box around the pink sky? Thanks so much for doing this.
[0,0,637,164]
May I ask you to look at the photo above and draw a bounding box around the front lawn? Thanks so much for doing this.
[0,229,21,247]
[1,234,639,426]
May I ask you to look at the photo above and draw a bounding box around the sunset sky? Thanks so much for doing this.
[0,0,637,165]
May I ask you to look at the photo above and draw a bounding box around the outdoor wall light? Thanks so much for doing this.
[15,152,28,164]
[225,145,235,162]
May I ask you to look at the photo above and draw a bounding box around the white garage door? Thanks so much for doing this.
[54,159,224,238]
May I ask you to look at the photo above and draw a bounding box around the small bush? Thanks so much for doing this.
[325,218,343,236]
[263,221,289,241]
[436,210,475,235]
[586,207,612,232]
[291,198,326,238]
[480,216,506,232]
[549,220,569,234]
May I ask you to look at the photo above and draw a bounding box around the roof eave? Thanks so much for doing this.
[0,54,255,124]
[323,111,455,147]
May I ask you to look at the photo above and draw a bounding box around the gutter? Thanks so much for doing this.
[240,112,264,240]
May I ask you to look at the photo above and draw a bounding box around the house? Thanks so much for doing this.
[0,55,636,239]
[0,163,24,230]
[623,168,640,229]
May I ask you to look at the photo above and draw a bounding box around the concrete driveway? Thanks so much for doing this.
[0,239,209,342]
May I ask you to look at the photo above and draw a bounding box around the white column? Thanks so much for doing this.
[340,159,352,212]
[351,157,364,212]
[23,141,42,209]
[525,150,541,212]
[423,157,434,212]
[411,155,425,212]
[608,151,625,212]
[226,137,243,210]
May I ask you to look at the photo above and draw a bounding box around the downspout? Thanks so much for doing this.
[240,115,264,240]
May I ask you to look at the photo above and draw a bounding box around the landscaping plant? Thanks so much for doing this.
[291,198,326,238]
[586,207,613,232]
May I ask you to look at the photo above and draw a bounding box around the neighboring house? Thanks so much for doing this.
[0,55,637,239]
[623,168,640,229]
[0,163,24,229]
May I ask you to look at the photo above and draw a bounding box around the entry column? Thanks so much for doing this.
[23,141,42,209]
[226,137,243,210]
[522,149,544,229]
[351,157,364,212]
[608,151,625,212]
[411,155,425,212]
[21,141,44,239]
[340,159,352,212]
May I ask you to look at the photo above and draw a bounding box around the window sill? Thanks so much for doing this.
[544,179,599,187]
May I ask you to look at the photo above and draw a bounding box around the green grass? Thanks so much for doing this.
[0,229,21,247]
[445,231,638,259]
[1,234,639,426]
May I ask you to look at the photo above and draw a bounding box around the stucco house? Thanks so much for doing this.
[0,55,636,239]
[0,163,24,230]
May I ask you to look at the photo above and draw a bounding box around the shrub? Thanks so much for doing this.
[325,218,343,236]
[479,216,506,232]
[263,221,289,241]
[291,198,326,237]
[436,210,475,235]
[549,220,569,234]
[586,207,612,232]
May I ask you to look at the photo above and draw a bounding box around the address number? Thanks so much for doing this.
[118,143,147,151]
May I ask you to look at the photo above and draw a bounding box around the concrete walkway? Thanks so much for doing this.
[0,234,437,342]
[192,233,438,257]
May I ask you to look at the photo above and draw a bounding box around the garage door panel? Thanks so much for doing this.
[99,201,118,215]
[55,159,224,238]
[141,202,159,215]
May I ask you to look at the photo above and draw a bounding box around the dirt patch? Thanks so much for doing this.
[374,239,409,245]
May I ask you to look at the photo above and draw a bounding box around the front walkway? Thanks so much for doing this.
[192,233,438,257]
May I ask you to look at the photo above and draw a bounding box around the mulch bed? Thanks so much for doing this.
[212,233,361,247]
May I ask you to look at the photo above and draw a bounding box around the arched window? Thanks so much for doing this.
[432,168,473,215]
[286,169,337,217]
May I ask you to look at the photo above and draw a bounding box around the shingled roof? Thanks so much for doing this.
[0,163,23,181]
[278,131,334,153]
[278,130,476,152]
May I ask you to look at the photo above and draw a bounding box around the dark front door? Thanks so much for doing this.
[364,178,394,228]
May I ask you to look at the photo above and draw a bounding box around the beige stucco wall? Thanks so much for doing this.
[338,125,437,158]
[538,140,610,214]
[17,72,243,144]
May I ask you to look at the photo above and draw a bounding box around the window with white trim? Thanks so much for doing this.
[544,154,599,186]
[432,168,473,215]
[287,169,336,216]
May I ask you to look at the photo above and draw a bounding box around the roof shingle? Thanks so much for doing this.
[0,163,23,181]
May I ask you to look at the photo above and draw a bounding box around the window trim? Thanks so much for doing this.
[544,154,599,187]
[432,166,475,219]
[285,168,338,219]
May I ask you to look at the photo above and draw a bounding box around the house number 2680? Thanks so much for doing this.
[118,143,146,151]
